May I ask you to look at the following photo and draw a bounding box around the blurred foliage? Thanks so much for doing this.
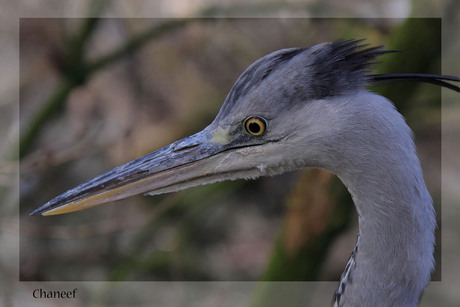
[19,17,200,158]
[371,18,442,114]
[261,170,353,281]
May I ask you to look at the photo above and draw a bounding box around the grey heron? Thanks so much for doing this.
[30,40,459,306]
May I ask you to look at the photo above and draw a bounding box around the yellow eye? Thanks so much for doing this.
[244,116,267,136]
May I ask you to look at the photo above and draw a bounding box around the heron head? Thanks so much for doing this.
[28,40,406,216]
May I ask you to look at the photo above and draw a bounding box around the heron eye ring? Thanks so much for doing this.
[244,116,267,136]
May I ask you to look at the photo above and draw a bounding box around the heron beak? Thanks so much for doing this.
[30,127,266,216]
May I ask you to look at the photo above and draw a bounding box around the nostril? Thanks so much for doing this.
[173,144,199,152]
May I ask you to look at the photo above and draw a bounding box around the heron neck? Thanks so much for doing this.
[333,128,435,306]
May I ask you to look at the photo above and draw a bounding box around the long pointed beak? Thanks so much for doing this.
[30,128,268,216]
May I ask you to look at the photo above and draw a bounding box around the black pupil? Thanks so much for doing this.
[249,122,261,134]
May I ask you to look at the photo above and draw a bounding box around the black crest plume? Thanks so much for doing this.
[328,39,460,92]
[306,39,395,98]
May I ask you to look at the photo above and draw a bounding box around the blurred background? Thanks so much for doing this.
[2,0,460,306]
